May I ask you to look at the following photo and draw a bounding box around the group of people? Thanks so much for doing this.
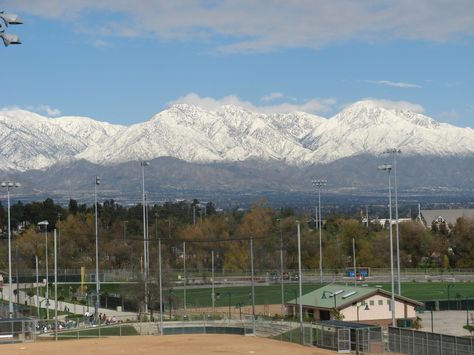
[83,311,119,326]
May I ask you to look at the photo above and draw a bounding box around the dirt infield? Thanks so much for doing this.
[1,335,335,355]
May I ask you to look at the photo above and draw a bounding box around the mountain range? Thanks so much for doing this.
[1,100,474,203]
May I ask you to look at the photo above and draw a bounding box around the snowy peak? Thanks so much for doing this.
[1,100,473,172]
[334,100,439,129]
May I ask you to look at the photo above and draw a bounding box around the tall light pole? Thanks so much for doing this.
[141,161,150,314]
[378,164,396,326]
[312,179,327,284]
[277,219,284,311]
[1,181,20,318]
[211,250,215,313]
[158,238,163,335]
[296,222,303,342]
[37,220,49,320]
[94,176,101,320]
[0,11,22,47]
[249,237,256,335]
[384,148,402,295]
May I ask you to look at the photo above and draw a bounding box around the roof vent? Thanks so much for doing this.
[342,291,357,299]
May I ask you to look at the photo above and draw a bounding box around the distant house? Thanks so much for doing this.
[419,209,474,230]
[285,285,423,327]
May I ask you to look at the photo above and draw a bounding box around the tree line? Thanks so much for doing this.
[1,197,474,275]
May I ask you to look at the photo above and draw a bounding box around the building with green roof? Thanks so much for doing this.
[286,285,423,327]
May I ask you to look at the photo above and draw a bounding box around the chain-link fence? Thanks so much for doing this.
[0,318,36,344]
[388,327,474,355]
[308,321,383,353]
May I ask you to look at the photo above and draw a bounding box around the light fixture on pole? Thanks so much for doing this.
[1,181,20,318]
[321,290,337,310]
[0,11,22,47]
[141,160,150,315]
[383,148,402,295]
[37,219,49,320]
[312,179,327,284]
[94,176,100,321]
[378,163,396,326]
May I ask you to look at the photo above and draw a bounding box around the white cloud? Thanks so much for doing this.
[359,98,425,113]
[0,104,62,117]
[6,0,474,52]
[367,80,422,89]
[168,93,336,114]
[260,92,284,102]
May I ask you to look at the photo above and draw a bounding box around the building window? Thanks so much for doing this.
[370,300,375,306]
[378,300,383,306]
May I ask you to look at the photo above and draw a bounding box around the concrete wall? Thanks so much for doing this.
[340,294,417,322]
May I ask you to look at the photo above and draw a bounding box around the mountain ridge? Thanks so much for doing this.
[1,100,473,172]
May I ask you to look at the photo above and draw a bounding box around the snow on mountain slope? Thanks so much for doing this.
[2,100,474,172]
[304,100,474,163]
[77,104,326,165]
[53,116,126,145]
[0,110,124,171]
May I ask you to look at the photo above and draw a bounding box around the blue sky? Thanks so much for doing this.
[1,1,473,126]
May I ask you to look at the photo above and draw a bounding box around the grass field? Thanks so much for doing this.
[29,280,474,311]
[57,324,138,339]
[171,281,474,308]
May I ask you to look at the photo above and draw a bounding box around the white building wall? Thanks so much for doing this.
[340,294,417,322]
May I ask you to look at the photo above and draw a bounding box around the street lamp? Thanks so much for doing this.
[0,11,22,47]
[1,181,20,318]
[37,220,49,320]
[383,148,402,295]
[312,179,327,284]
[355,302,370,323]
[321,290,337,310]
[141,161,150,314]
[378,163,396,326]
[94,176,101,320]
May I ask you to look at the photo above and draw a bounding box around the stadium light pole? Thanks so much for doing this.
[158,238,163,335]
[37,220,49,320]
[0,11,22,47]
[94,176,101,321]
[384,148,402,295]
[1,181,20,318]
[277,218,284,312]
[141,161,150,315]
[296,222,303,342]
[250,237,256,335]
[312,179,327,284]
[378,164,396,326]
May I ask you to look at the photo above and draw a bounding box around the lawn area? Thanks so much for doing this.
[57,324,138,339]
[28,281,474,311]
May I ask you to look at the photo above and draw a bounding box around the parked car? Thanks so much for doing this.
[282,271,290,280]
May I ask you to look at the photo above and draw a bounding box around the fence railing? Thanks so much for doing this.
[388,326,474,355]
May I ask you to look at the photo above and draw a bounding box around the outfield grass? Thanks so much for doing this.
[57,325,138,339]
[29,280,474,311]
[176,281,474,308]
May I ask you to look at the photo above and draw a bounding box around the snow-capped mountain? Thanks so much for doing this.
[76,104,325,165]
[78,100,474,166]
[1,100,474,173]
[0,110,125,171]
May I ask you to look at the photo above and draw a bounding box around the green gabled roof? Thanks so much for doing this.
[287,285,376,310]
[286,285,423,310]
